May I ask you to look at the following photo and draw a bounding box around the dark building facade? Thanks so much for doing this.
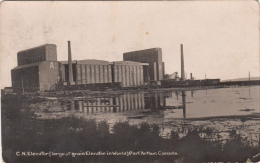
[1,87,13,96]
[12,44,61,92]
[17,44,57,66]
[12,61,61,92]
[123,48,165,81]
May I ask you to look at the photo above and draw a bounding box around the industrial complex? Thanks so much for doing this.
[11,41,166,92]
[8,41,224,93]
[6,41,228,94]
[123,48,164,81]
[2,39,259,100]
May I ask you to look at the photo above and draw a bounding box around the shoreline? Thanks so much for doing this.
[36,85,229,97]
[4,85,258,98]
[172,113,260,121]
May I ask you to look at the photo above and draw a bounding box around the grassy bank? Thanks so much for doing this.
[2,97,260,162]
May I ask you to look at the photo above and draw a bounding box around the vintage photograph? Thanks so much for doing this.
[1,1,259,162]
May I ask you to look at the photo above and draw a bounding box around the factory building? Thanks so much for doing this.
[60,60,112,85]
[11,42,151,92]
[60,60,147,87]
[111,61,148,87]
[17,44,57,66]
[123,48,165,81]
[11,44,61,92]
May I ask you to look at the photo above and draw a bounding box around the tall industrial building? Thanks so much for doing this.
[123,48,165,81]
[11,43,152,92]
[17,44,57,66]
[11,44,61,92]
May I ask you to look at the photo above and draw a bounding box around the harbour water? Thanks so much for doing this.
[35,86,259,119]
[33,86,260,142]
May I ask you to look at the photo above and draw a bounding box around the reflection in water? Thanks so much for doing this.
[145,93,166,111]
[175,91,179,100]
[182,91,186,118]
[37,91,187,118]
[64,93,147,114]
[35,86,259,120]
[249,86,251,98]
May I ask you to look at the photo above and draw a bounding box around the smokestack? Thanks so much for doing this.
[68,41,74,85]
[190,73,192,80]
[181,44,185,80]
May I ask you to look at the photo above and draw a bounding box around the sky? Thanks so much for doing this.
[0,1,259,88]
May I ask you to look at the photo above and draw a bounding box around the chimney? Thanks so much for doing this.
[181,44,185,81]
[68,41,74,85]
[190,73,192,80]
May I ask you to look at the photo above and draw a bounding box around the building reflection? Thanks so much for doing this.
[36,90,187,118]
[164,91,187,118]
[144,92,166,111]
[61,92,147,114]
[175,91,179,100]
[248,86,251,98]
[182,91,186,118]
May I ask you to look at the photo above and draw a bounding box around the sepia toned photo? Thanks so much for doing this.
[0,1,259,162]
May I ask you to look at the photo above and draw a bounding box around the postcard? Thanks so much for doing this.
[1,1,259,162]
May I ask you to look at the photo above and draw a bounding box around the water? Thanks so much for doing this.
[33,86,260,141]
[35,86,260,120]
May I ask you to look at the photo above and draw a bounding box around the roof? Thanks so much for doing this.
[110,61,149,66]
[18,44,56,53]
[59,60,77,64]
[77,59,109,65]
[11,61,58,70]
[59,59,109,65]
[11,62,42,70]
[123,48,161,54]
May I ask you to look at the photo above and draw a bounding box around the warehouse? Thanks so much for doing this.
[11,44,61,92]
[123,48,165,81]
[111,61,148,87]
[60,60,112,85]
[12,61,61,92]
[17,44,57,66]
[60,60,147,87]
